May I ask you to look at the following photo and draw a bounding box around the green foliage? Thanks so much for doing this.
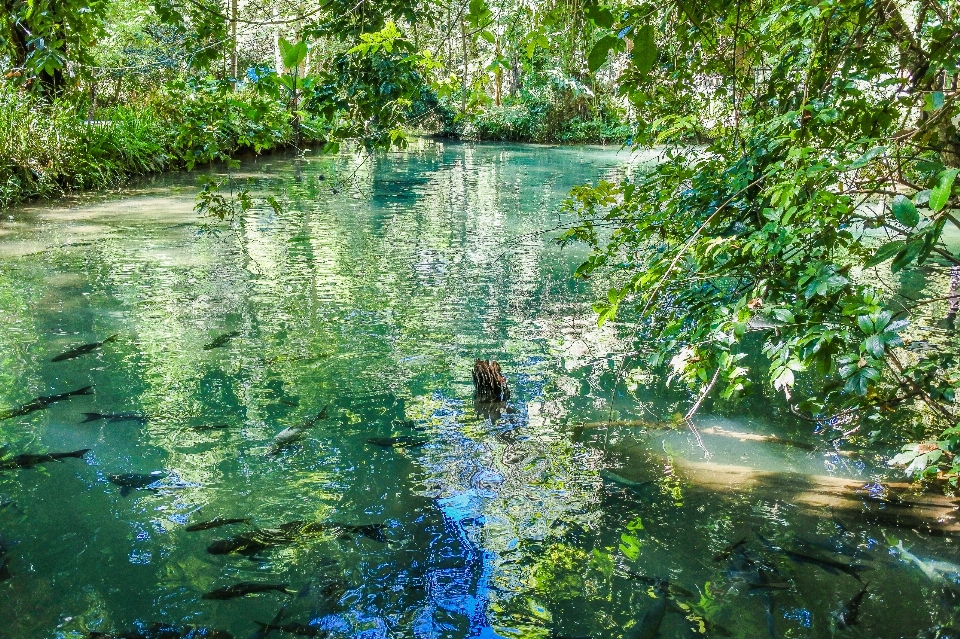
[156,77,294,168]
[0,85,167,206]
[559,0,960,477]
[0,0,111,93]
[0,78,311,208]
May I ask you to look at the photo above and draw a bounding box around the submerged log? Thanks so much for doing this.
[473,359,510,402]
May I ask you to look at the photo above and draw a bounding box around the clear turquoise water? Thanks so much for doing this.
[0,140,958,639]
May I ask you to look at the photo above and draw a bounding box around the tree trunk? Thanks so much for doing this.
[461,20,468,112]
[230,0,238,87]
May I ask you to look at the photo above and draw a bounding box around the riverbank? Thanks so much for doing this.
[1,95,630,212]
[433,101,632,145]
[0,82,307,210]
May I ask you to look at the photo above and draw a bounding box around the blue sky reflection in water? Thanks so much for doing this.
[0,140,958,639]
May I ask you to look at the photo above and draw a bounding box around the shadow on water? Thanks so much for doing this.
[0,140,957,639]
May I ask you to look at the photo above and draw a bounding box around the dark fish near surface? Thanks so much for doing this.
[51,334,118,362]
[267,407,329,455]
[193,423,233,431]
[749,567,792,591]
[202,582,295,600]
[0,385,94,420]
[208,521,386,555]
[247,566,325,639]
[203,331,241,350]
[836,584,868,629]
[0,448,90,471]
[89,623,233,639]
[109,471,166,497]
[713,536,748,562]
[756,531,868,581]
[782,549,868,581]
[81,412,148,424]
[252,623,326,638]
[366,436,428,448]
[186,517,251,532]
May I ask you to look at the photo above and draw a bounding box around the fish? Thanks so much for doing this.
[193,423,233,431]
[893,540,960,582]
[109,471,166,497]
[0,448,90,471]
[749,568,792,591]
[756,532,868,581]
[835,584,868,629]
[81,412,148,424]
[600,469,655,497]
[208,521,386,556]
[784,549,867,580]
[88,623,233,639]
[252,623,326,638]
[51,335,118,362]
[630,582,668,639]
[267,408,329,455]
[202,582,295,600]
[713,536,748,562]
[724,543,791,592]
[0,385,94,420]
[247,565,330,639]
[185,517,252,532]
[366,436,428,448]
[203,331,241,350]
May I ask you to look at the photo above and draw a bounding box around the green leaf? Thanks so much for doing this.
[278,38,308,70]
[771,308,794,323]
[864,335,885,358]
[929,169,959,213]
[891,240,923,273]
[588,34,619,73]
[891,195,919,227]
[918,217,947,264]
[865,240,906,267]
[619,533,641,560]
[850,146,885,169]
[584,4,615,28]
[632,25,657,77]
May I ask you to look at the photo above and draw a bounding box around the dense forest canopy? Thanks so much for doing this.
[1,0,960,479]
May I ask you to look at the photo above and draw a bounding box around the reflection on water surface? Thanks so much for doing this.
[0,140,958,639]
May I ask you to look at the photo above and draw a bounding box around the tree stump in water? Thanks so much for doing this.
[473,359,510,402]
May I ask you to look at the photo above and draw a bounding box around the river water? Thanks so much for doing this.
[0,140,958,639]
